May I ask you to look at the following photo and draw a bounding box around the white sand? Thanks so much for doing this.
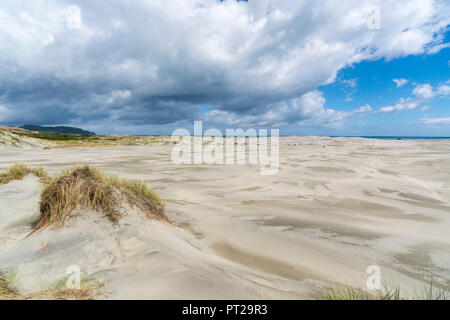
[0,130,50,149]
[0,137,449,299]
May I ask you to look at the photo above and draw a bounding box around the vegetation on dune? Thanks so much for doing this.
[25,283,103,300]
[0,270,103,300]
[0,130,27,147]
[2,127,172,148]
[322,282,448,300]
[36,166,121,229]
[0,126,36,136]
[0,271,19,299]
[21,132,99,142]
[0,163,167,230]
[35,165,167,230]
[0,164,165,299]
[0,163,51,186]
[27,132,169,148]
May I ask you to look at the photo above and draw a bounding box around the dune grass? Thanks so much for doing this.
[0,163,51,186]
[24,284,103,300]
[0,271,19,299]
[2,127,173,148]
[322,282,448,300]
[21,133,99,142]
[0,270,103,300]
[0,163,167,230]
[35,165,167,230]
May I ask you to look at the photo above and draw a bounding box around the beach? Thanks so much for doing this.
[0,136,449,299]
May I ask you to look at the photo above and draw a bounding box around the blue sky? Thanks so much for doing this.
[316,38,450,136]
[0,0,449,136]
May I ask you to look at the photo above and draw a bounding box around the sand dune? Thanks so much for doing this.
[0,137,449,299]
[0,128,51,150]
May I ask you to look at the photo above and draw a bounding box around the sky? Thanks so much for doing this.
[0,0,449,136]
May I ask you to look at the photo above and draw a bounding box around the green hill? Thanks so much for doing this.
[21,125,96,136]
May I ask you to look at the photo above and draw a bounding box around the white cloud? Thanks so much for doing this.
[66,5,83,30]
[413,84,434,99]
[380,98,421,113]
[436,84,450,96]
[202,90,348,128]
[411,83,450,99]
[426,42,450,54]
[340,78,358,102]
[421,117,450,125]
[379,80,450,114]
[341,78,358,88]
[0,0,449,129]
[354,104,372,113]
[106,90,131,104]
[393,78,408,87]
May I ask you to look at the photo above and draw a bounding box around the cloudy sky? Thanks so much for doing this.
[0,0,449,136]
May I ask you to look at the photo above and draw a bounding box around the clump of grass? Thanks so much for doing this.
[0,271,19,299]
[0,163,51,186]
[36,166,120,229]
[0,163,167,230]
[24,276,104,300]
[323,285,373,300]
[322,282,448,300]
[0,270,103,300]
[101,172,165,220]
[410,282,448,300]
[25,284,102,300]
[35,165,167,230]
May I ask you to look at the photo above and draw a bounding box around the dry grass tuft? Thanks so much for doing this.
[322,282,448,300]
[0,271,19,299]
[23,286,102,300]
[0,163,51,186]
[36,166,120,229]
[21,279,105,300]
[35,165,167,230]
[323,285,373,300]
[0,163,166,231]
[0,270,103,300]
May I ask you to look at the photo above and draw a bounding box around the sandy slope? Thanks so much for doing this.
[0,137,449,299]
[0,130,51,150]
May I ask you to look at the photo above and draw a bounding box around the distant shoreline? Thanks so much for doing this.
[334,136,450,140]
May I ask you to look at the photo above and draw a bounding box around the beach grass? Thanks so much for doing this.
[35,165,167,230]
[0,163,167,230]
[1,126,173,148]
[21,132,99,142]
[0,270,19,299]
[0,163,51,186]
[322,282,448,300]
[0,270,103,300]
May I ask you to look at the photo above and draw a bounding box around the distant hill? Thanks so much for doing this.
[21,125,96,136]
